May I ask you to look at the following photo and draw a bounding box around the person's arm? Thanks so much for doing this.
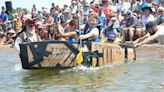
[79,28,99,40]
[14,33,24,51]
[132,33,150,44]
[50,18,54,26]
[79,32,93,40]
[135,34,160,47]
[57,23,76,37]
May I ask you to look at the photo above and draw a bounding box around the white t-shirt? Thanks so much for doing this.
[155,25,164,43]
[122,2,131,12]
[142,14,155,27]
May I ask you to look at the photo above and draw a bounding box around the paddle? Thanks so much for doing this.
[75,1,83,65]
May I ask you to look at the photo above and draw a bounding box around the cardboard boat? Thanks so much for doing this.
[19,41,136,69]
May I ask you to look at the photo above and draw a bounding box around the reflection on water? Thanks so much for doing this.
[21,65,124,92]
[0,47,164,92]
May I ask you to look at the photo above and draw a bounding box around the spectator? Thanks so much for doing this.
[156,6,164,25]
[122,10,140,42]
[0,7,8,23]
[141,3,155,27]
[50,3,56,16]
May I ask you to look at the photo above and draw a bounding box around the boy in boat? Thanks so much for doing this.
[14,19,41,50]
[134,21,164,47]
[101,25,122,45]
[57,19,79,43]
[79,13,100,42]
[101,30,122,46]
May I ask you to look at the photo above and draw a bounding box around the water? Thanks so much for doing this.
[0,46,164,92]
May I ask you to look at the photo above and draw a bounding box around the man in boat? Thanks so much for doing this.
[134,21,164,47]
[101,25,122,45]
[57,19,79,43]
[14,19,41,51]
[79,13,100,42]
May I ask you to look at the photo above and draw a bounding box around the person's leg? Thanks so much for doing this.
[0,36,7,45]
[135,28,143,37]
[122,28,128,42]
[128,28,135,42]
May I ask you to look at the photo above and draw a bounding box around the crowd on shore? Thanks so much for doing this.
[0,0,164,48]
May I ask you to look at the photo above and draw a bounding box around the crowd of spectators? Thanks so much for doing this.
[0,0,163,48]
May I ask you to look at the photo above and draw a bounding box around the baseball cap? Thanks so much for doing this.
[127,9,132,14]
[107,31,116,41]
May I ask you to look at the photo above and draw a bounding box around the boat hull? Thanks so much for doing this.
[19,41,135,69]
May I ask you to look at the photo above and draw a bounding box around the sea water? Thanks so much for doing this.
[0,47,164,92]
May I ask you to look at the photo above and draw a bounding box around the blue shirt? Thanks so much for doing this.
[0,12,8,22]
[67,29,79,43]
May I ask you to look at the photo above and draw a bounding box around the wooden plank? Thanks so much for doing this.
[91,42,126,66]
[127,48,135,62]
[99,47,103,66]
[107,48,112,64]
[92,58,97,67]
[103,48,107,65]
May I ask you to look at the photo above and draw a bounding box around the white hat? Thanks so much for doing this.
[8,29,15,34]
[94,1,99,4]
[72,1,76,4]
[158,6,164,11]
[111,17,117,21]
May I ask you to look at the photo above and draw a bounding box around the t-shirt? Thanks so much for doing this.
[156,15,164,25]
[155,25,164,43]
[142,14,155,27]
[126,16,135,27]
[0,13,8,22]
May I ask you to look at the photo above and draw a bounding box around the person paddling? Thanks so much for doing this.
[14,19,41,51]
[134,21,164,47]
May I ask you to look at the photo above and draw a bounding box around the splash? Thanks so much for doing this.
[60,64,118,74]
[14,63,22,71]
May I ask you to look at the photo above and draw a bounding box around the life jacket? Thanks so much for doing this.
[83,23,100,42]
[67,29,79,43]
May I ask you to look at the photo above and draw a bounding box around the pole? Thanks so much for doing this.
[77,0,82,48]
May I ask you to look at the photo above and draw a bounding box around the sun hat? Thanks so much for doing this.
[141,3,152,12]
